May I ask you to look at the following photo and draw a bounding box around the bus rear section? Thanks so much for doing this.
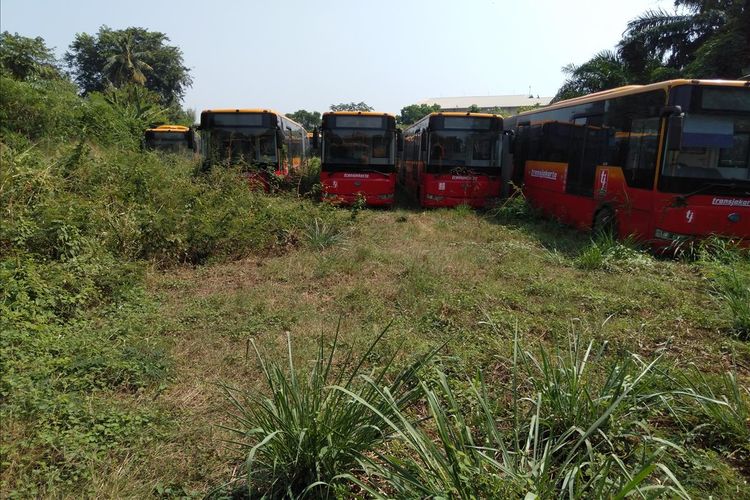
[506,80,750,248]
[319,112,399,207]
[144,125,197,154]
[199,109,307,190]
[401,113,503,208]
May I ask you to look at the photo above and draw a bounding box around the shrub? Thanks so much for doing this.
[218,325,437,498]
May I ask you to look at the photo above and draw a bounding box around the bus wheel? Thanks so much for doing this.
[592,207,617,239]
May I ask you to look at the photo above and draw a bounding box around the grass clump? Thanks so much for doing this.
[575,234,653,272]
[348,330,693,499]
[218,324,437,498]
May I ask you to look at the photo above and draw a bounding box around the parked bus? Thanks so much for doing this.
[504,79,750,247]
[400,112,504,208]
[143,125,197,154]
[199,109,308,187]
[317,111,400,207]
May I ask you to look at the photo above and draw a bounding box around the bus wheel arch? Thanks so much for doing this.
[592,205,618,238]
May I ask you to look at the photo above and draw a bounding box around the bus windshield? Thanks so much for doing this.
[146,132,189,152]
[663,114,750,184]
[428,131,500,168]
[323,129,394,165]
[209,128,277,164]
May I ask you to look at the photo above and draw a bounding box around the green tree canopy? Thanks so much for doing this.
[397,103,441,125]
[555,0,749,101]
[286,109,322,130]
[65,26,192,106]
[329,102,373,112]
[0,32,62,81]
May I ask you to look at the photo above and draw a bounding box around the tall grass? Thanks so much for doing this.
[342,329,692,498]
[218,323,439,498]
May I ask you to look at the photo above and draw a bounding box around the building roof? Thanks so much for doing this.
[416,94,553,109]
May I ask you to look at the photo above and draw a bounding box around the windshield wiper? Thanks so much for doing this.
[672,182,738,206]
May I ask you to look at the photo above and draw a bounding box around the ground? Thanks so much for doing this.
[93,204,749,497]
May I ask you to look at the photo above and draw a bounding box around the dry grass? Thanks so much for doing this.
[84,206,750,496]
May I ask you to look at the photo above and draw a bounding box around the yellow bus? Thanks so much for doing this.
[143,125,197,154]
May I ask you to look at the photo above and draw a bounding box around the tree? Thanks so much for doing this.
[329,102,373,112]
[554,0,749,100]
[65,26,192,106]
[397,103,441,125]
[102,31,153,87]
[553,50,632,102]
[619,0,748,79]
[0,32,62,80]
[286,109,321,130]
[467,104,481,113]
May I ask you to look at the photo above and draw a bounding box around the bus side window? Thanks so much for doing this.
[623,118,659,189]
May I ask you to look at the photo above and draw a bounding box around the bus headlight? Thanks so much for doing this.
[425,194,445,201]
[377,193,394,200]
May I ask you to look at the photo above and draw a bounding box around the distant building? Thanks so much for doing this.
[416,94,553,115]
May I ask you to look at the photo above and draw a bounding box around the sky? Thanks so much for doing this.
[1,0,672,116]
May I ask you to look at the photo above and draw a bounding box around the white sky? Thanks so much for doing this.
[1,0,672,116]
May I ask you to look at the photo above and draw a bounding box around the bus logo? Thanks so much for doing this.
[599,169,608,193]
[686,210,695,223]
[438,182,446,191]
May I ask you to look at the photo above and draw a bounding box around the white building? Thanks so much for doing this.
[416,94,553,115]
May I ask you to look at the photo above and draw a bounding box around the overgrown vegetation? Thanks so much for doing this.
[0,59,341,496]
[3,29,749,499]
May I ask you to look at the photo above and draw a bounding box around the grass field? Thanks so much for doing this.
[12,195,743,498]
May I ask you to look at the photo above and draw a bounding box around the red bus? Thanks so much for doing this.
[317,111,401,207]
[505,79,750,247]
[199,109,308,189]
[400,112,504,208]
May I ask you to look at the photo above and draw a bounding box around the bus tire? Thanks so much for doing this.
[592,207,617,239]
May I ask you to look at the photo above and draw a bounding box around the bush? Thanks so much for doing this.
[218,325,437,498]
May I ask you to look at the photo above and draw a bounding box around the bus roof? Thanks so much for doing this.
[146,125,190,132]
[202,108,279,115]
[428,111,502,119]
[517,79,750,117]
[323,111,396,118]
[200,108,305,128]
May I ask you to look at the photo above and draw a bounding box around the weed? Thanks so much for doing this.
[218,324,438,498]
[303,217,343,250]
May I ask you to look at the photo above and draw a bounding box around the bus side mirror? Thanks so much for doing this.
[396,130,404,152]
[276,129,285,145]
[667,114,684,151]
[312,128,320,149]
[420,131,427,152]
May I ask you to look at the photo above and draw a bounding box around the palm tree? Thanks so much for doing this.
[619,0,749,79]
[553,51,632,102]
[102,31,153,87]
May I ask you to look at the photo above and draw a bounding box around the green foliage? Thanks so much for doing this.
[65,26,192,106]
[329,101,373,112]
[285,109,321,130]
[0,31,63,81]
[575,234,653,272]
[349,331,692,498]
[0,76,83,141]
[303,218,343,250]
[220,326,436,498]
[397,103,441,125]
[555,1,749,100]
